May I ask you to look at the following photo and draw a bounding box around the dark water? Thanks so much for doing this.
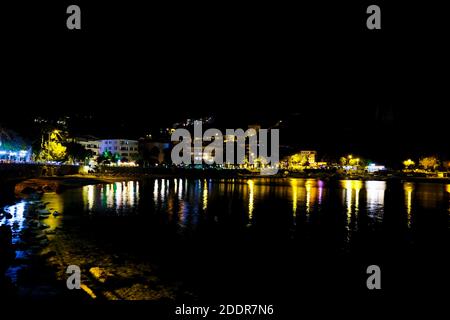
[3,178,450,301]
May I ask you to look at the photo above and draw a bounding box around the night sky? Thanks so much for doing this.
[2,1,449,164]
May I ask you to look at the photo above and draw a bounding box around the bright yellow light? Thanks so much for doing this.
[202,179,208,210]
[348,155,352,159]
[342,180,363,218]
[404,183,414,228]
[403,159,415,167]
[290,179,298,217]
[248,180,254,220]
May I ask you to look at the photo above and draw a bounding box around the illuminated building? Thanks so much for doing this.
[99,139,139,160]
[71,136,101,156]
[0,149,30,162]
[366,163,386,173]
[287,150,317,170]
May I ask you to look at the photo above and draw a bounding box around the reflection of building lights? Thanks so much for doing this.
[115,182,122,208]
[202,179,208,210]
[106,184,114,208]
[404,183,414,227]
[153,180,159,203]
[342,180,363,218]
[87,185,94,211]
[305,179,314,214]
[178,179,183,200]
[160,179,166,201]
[1,202,26,233]
[290,179,298,218]
[248,180,254,220]
[318,180,324,205]
[128,181,135,207]
[366,181,386,217]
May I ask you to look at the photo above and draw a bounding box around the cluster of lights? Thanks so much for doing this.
[0,150,28,157]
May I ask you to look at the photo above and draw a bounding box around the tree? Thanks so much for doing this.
[419,156,439,171]
[403,159,415,170]
[65,142,94,165]
[36,129,67,162]
[98,151,120,165]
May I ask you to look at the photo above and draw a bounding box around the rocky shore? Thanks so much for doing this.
[14,175,136,195]
[0,196,86,299]
[1,179,191,301]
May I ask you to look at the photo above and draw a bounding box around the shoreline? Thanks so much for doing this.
[12,173,450,196]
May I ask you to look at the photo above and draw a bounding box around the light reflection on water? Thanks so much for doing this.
[404,182,414,227]
[18,178,448,238]
[82,181,140,215]
[0,201,25,243]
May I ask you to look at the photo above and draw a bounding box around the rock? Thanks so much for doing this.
[89,267,114,284]
[38,223,50,230]
[38,215,50,220]
[52,211,60,217]
[28,220,39,227]
[20,187,37,194]
[35,233,47,241]
[39,239,50,247]
[45,230,56,235]
[40,249,56,259]
[42,185,53,192]
[38,209,50,215]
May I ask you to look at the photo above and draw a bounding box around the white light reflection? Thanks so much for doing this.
[178,178,183,200]
[366,181,386,219]
[115,182,122,208]
[1,202,25,235]
[153,179,159,203]
[161,179,166,201]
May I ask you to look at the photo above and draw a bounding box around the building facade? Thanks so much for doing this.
[99,139,139,160]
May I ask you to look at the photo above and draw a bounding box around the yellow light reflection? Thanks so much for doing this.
[248,180,254,220]
[128,181,136,207]
[290,179,298,217]
[202,179,208,210]
[39,193,64,230]
[342,180,363,219]
[404,182,414,227]
[305,179,317,214]
[84,185,94,211]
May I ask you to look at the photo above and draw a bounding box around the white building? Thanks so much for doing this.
[71,137,100,156]
[99,139,139,160]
